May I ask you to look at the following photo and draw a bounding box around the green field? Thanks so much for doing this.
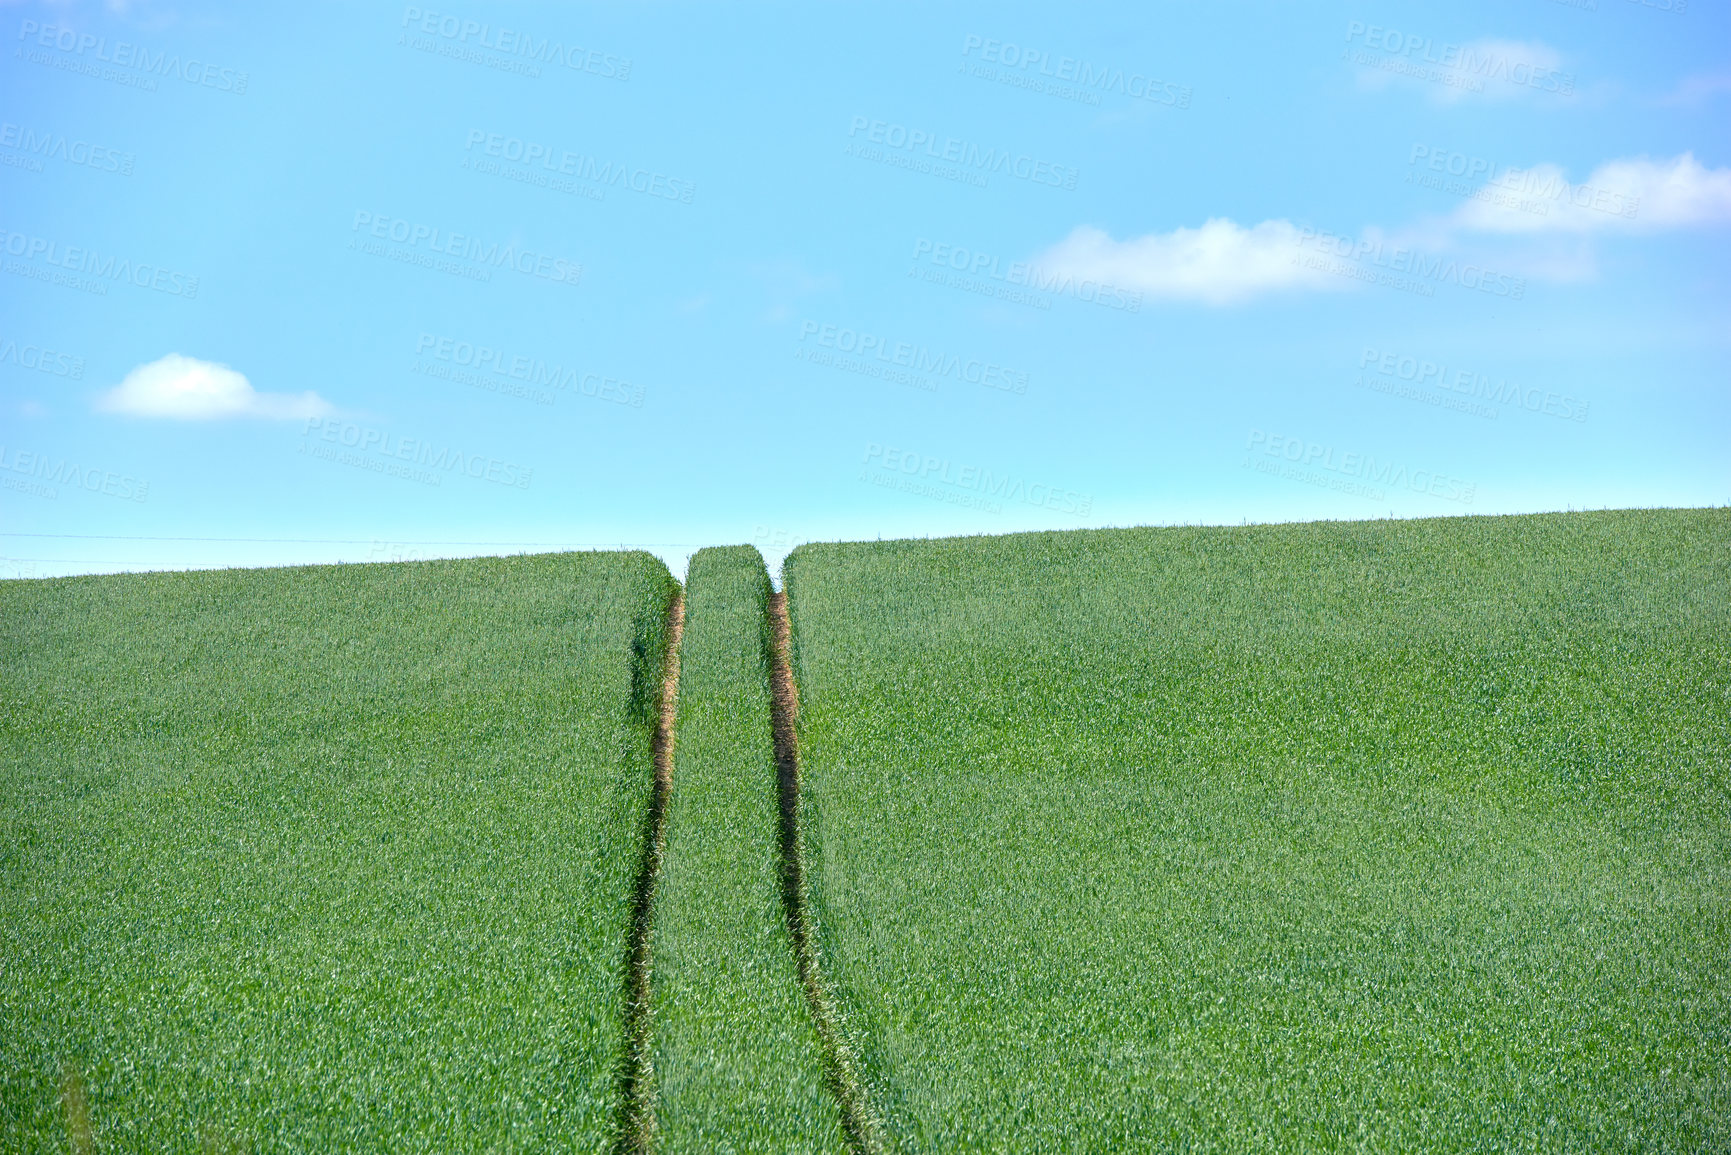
[647,547,844,1152]
[0,552,677,1151]
[3,510,1727,1151]
[784,509,1731,1152]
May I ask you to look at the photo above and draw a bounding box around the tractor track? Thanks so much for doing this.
[615,591,683,1155]
[768,591,887,1155]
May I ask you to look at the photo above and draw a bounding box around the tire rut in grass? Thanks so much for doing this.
[60,1067,93,1155]
[768,591,887,1155]
[615,591,684,1155]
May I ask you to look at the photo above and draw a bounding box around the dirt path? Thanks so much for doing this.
[768,592,886,1155]
[616,592,684,1154]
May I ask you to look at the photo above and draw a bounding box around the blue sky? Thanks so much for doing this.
[3,0,1727,581]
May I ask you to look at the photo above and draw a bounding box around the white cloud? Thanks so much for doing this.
[1034,150,1730,307]
[1452,153,1731,233]
[97,354,333,420]
[1659,72,1731,107]
[1434,39,1570,104]
[1350,36,1571,104]
[751,258,839,324]
[1034,219,1345,306]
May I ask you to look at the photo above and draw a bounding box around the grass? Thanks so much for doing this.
[647,547,846,1153]
[0,551,678,1152]
[783,509,1731,1152]
[5,510,1726,1150]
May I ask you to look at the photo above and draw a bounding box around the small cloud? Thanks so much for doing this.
[1452,153,1731,233]
[97,354,333,420]
[1034,219,1346,305]
[1659,72,1731,107]
[14,400,50,418]
[750,258,839,323]
[750,259,839,298]
[1435,39,1570,104]
[1352,36,1572,105]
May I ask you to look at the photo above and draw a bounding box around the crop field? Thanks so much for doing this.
[0,552,677,1151]
[646,547,844,1152]
[784,509,1731,1152]
[2,509,1727,1152]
